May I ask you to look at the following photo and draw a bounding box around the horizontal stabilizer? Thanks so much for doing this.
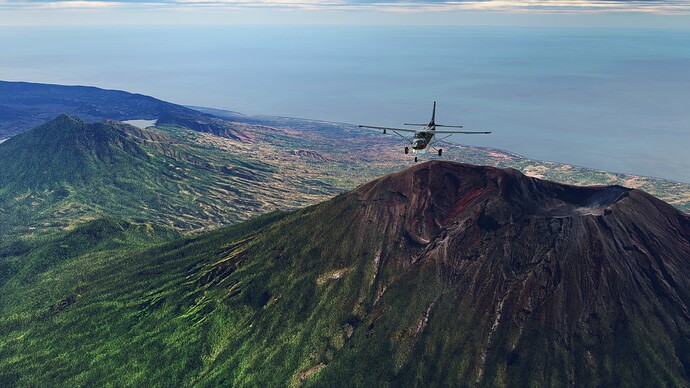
[435,124,464,128]
[403,123,428,126]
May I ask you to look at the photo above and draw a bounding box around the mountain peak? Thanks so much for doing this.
[0,115,148,189]
[350,161,661,249]
[51,113,84,124]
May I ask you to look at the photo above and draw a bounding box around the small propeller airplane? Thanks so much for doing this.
[358,102,491,162]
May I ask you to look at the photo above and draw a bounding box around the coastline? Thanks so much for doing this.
[197,105,690,186]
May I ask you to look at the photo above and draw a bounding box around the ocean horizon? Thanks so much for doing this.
[2,25,689,182]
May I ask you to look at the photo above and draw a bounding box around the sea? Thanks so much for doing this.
[2,25,689,182]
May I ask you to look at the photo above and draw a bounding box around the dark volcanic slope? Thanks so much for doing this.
[222,161,690,386]
[2,161,689,386]
[342,162,690,384]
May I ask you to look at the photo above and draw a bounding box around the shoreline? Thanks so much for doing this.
[195,105,690,187]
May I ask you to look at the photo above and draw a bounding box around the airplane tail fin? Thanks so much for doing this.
[430,101,436,125]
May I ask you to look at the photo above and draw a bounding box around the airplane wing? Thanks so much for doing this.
[433,130,492,134]
[358,125,418,133]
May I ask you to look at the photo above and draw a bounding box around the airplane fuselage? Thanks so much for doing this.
[411,124,436,152]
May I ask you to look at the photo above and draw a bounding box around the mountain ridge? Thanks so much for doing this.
[0,81,245,140]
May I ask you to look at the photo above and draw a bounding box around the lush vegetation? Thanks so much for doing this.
[0,212,289,386]
[1,189,687,386]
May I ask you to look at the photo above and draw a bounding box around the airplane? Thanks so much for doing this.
[358,102,491,162]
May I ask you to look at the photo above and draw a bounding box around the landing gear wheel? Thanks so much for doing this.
[404,147,409,154]
[438,149,443,156]
[414,156,418,163]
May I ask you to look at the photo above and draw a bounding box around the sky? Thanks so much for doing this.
[1,0,690,27]
[2,0,690,181]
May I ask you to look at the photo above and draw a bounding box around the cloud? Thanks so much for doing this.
[30,1,133,8]
[1,0,689,13]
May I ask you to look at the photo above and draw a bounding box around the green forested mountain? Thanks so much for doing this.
[0,114,152,188]
[0,114,338,237]
[1,162,688,386]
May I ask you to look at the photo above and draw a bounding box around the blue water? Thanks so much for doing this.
[2,25,689,182]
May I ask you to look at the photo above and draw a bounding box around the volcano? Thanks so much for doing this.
[333,161,690,384]
[2,161,689,386]
[188,161,690,385]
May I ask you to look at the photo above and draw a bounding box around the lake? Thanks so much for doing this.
[1,25,689,182]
